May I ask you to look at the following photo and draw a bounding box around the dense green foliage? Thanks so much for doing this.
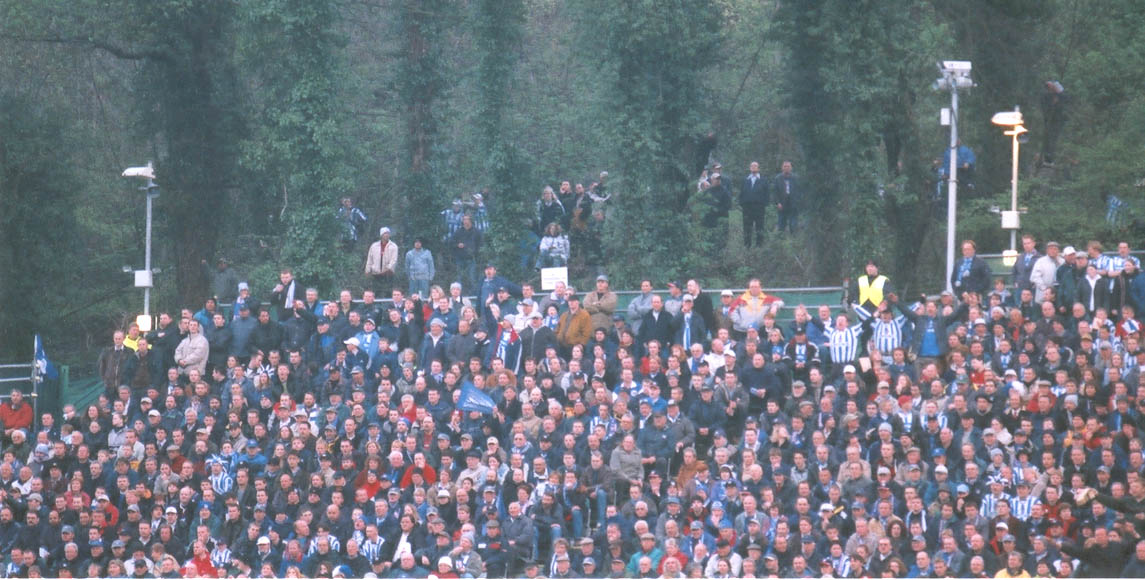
[1,0,1141,368]
[0,95,84,345]
[472,0,532,282]
[238,0,354,286]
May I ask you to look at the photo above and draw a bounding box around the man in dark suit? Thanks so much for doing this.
[740,161,769,248]
[672,295,708,349]
[950,239,992,296]
[638,295,674,354]
[774,160,802,234]
[1011,234,1041,297]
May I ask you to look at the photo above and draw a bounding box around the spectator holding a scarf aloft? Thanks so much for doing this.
[490,313,522,376]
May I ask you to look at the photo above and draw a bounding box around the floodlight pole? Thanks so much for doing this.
[946,86,960,293]
[144,178,154,317]
[935,61,972,292]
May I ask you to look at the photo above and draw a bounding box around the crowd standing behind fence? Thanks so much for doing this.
[35,212,1145,580]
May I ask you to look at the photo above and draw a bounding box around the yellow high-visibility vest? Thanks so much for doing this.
[858,275,888,307]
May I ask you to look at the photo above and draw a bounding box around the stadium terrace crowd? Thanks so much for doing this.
[43,231,1145,579]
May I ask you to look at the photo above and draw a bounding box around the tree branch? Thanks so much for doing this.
[0,33,170,62]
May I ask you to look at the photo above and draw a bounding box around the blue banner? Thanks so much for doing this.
[458,384,496,414]
[34,335,58,381]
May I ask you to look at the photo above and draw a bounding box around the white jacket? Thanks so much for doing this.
[1029,254,1063,302]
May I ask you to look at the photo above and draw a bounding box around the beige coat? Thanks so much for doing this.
[582,290,618,332]
[174,332,209,376]
[365,239,399,276]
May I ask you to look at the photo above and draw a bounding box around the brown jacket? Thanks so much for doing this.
[556,308,592,348]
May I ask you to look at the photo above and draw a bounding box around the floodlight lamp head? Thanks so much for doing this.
[992,109,1024,127]
[122,162,155,180]
[934,61,973,92]
[940,61,972,74]
[1002,250,1019,267]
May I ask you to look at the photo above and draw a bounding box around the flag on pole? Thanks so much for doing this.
[457,384,496,414]
[34,335,58,381]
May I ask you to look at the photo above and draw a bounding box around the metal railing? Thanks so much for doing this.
[221,285,847,320]
[978,249,1145,260]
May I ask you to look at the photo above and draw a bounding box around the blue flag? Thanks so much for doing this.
[458,384,496,414]
[34,335,58,381]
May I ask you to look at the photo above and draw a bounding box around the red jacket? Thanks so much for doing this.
[0,401,32,431]
[184,554,219,578]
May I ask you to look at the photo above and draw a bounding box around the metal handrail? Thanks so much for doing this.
[220,285,846,312]
[978,250,1145,259]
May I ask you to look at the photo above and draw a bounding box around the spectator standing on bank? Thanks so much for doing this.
[365,227,399,295]
[405,238,435,300]
[556,181,575,229]
[450,215,482,297]
[584,207,607,276]
[337,196,368,248]
[701,172,731,231]
[1041,80,1067,166]
[202,257,240,305]
[469,192,490,233]
[536,186,566,235]
[740,161,769,248]
[773,160,802,234]
[537,223,570,268]
[442,199,466,242]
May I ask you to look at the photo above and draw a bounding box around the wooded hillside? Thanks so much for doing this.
[1,0,1140,366]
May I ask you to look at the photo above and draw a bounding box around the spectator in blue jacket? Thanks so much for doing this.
[404,238,435,300]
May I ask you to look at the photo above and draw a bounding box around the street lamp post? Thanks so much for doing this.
[992,109,1026,267]
[934,61,974,291]
[122,162,159,331]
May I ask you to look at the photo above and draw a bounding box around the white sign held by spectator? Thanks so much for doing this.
[540,267,568,290]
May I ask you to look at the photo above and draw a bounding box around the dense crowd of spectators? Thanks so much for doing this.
[25,229,1145,579]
